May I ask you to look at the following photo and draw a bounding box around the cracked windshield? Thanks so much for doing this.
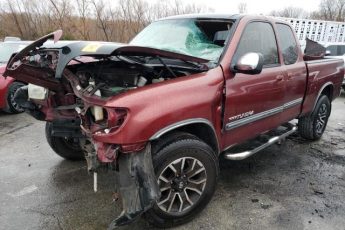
[131,19,232,62]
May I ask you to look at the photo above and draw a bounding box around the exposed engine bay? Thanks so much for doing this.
[11,48,206,95]
[69,56,204,98]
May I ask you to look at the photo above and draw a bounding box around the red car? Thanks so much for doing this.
[4,15,344,228]
[0,41,31,113]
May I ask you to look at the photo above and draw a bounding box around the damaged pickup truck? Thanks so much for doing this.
[4,14,344,228]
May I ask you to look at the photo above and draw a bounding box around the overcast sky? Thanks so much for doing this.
[179,0,321,14]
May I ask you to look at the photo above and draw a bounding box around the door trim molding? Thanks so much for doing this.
[225,97,303,131]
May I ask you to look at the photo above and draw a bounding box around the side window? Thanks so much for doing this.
[276,24,299,65]
[326,45,345,56]
[326,45,337,56]
[234,22,279,67]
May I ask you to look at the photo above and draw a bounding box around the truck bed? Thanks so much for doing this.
[301,58,344,117]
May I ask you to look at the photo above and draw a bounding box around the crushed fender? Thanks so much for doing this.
[108,144,160,229]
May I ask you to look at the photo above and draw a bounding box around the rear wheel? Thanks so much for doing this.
[4,82,25,114]
[145,133,219,228]
[298,95,331,140]
[45,122,84,161]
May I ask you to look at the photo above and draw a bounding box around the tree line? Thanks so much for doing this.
[1,0,345,43]
[0,0,213,42]
[269,0,345,21]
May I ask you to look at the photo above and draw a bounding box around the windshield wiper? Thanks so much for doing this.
[155,56,177,78]
[180,59,209,71]
[117,55,208,72]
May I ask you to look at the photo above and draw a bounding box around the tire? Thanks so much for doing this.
[145,133,219,228]
[298,95,331,140]
[4,82,25,114]
[45,122,84,161]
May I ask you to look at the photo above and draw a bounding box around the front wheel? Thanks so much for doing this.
[45,122,84,161]
[298,95,331,140]
[145,134,219,228]
[4,82,25,114]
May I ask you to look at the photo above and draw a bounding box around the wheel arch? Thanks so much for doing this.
[149,118,220,155]
[312,82,333,112]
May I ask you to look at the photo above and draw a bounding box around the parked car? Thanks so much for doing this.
[0,41,31,113]
[324,43,345,90]
[3,14,344,228]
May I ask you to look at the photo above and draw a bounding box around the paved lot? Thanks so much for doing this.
[0,93,344,230]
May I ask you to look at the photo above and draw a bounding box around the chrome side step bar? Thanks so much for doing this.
[224,124,297,161]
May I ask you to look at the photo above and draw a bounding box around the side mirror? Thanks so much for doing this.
[233,52,264,75]
[325,50,331,56]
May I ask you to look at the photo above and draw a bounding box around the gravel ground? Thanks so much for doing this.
[0,92,344,230]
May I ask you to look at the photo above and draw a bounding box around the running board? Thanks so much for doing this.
[224,124,297,161]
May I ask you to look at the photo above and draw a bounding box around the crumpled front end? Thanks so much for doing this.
[82,136,159,228]
[110,144,159,228]
[3,30,209,228]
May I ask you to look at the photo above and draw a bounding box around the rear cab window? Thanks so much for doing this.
[276,23,299,65]
[326,45,345,56]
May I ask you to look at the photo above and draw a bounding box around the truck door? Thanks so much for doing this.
[275,23,307,121]
[222,21,286,148]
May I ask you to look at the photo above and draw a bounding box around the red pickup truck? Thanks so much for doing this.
[4,14,344,228]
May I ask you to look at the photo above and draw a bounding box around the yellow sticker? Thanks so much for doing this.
[82,43,102,52]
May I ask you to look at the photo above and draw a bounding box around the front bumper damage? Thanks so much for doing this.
[85,140,160,229]
[4,30,165,228]
[110,144,160,228]
[11,64,161,229]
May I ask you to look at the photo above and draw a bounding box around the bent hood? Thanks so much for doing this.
[4,30,209,80]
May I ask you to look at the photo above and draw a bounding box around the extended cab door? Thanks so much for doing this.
[275,23,307,122]
[221,21,286,148]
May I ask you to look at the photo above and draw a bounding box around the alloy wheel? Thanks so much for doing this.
[315,103,328,135]
[156,157,207,215]
[9,84,24,112]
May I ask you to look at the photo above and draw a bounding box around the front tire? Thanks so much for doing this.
[45,122,84,161]
[4,82,25,114]
[145,133,219,228]
[298,95,331,140]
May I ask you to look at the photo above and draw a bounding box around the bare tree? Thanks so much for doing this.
[91,0,111,41]
[76,0,91,40]
[3,0,25,38]
[270,6,309,18]
[0,0,215,41]
[317,0,345,21]
[47,0,74,38]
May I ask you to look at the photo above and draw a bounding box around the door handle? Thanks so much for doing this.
[276,75,284,81]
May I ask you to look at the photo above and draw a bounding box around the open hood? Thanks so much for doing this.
[4,30,209,84]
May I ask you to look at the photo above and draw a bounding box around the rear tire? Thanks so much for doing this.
[298,95,331,140]
[4,82,25,114]
[45,122,84,161]
[145,133,219,228]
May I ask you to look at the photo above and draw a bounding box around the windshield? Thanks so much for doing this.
[130,19,232,62]
[0,43,27,63]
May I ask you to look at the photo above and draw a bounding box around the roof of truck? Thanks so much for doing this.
[160,13,242,21]
[159,14,289,24]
